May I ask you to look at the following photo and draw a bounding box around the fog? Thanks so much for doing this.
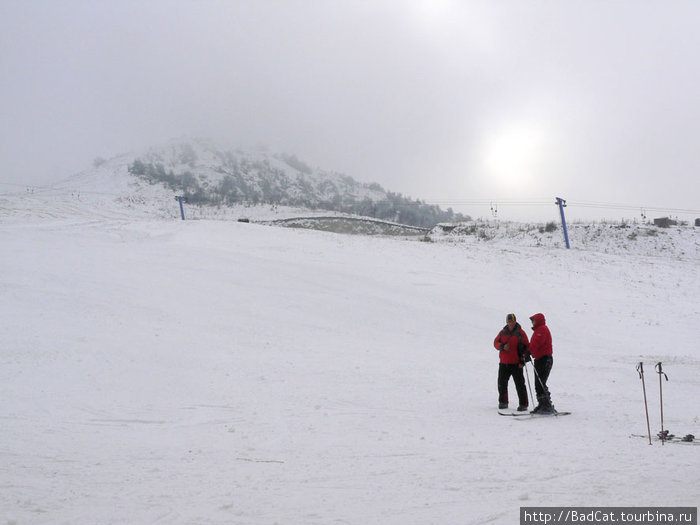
[2,1,699,221]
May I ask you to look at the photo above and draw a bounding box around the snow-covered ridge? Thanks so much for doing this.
[132,138,388,204]
[428,219,699,260]
[1,138,697,259]
[2,164,697,259]
[2,138,465,227]
[121,138,465,226]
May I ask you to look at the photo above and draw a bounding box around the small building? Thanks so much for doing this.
[654,217,677,228]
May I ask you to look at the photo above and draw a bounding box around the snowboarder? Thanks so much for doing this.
[528,313,555,413]
[493,313,529,411]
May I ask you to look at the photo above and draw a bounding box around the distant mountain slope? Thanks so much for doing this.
[125,139,467,227]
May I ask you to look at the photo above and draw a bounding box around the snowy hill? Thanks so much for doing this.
[32,138,465,228]
[3,149,697,259]
[127,139,387,207]
[1,165,699,523]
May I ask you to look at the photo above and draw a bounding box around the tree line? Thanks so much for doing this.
[128,157,467,228]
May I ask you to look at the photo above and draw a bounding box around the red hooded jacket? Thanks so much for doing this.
[494,323,530,364]
[528,313,553,359]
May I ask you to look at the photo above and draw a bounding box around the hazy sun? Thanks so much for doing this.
[412,0,455,18]
[482,121,545,191]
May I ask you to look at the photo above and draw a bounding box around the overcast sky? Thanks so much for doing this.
[2,0,699,221]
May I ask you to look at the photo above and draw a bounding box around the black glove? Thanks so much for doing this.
[521,350,532,363]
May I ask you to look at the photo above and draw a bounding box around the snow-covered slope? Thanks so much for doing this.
[4,165,698,258]
[429,220,700,260]
[0,155,349,225]
[2,138,468,227]
[1,191,698,524]
[129,139,387,204]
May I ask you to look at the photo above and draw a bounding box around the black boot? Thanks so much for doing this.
[532,395,543,414]
[539,392,555,414]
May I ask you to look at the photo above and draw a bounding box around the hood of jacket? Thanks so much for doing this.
[530,313,546,328]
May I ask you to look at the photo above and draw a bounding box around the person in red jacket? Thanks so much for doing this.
[528,313,555,413]
[493,313,530,411]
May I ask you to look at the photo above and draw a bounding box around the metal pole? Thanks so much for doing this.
[655,362,668,445]
[176,196,186,220]
[555,197,570,249]
[636,362,652,445]
[524,362,534,409]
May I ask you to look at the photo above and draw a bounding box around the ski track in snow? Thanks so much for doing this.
[1,190,699,524]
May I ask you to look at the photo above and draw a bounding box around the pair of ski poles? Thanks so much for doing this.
[636,362,669,445]
[524,359,546,406]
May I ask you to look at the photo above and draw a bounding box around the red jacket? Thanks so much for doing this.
[528,313,553,359]
[494,323,530,364]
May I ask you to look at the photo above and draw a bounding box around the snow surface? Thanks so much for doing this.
[1,188,699,524]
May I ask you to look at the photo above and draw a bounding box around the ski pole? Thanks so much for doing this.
[655,362,669,445]
[636,362,652,445]
[531,360,547,393]
[524,362,534,407]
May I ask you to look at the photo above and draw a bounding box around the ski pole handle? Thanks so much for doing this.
[655,362,668,380]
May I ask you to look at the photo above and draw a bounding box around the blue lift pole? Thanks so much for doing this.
[556,197,570,249]
[175,196,186,220]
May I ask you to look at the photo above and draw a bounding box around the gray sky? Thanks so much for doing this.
[2,0,699,221]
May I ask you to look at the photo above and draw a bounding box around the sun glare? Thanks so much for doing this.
[412,0,454,18]
[482,122,545,191]
[406,0,460,40]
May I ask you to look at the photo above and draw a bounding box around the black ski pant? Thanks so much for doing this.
[534,355,553,398]
[497,363,528,407]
